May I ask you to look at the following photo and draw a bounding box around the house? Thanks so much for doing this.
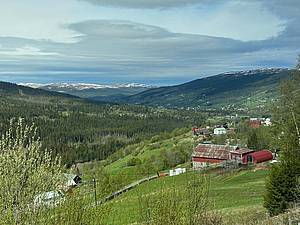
[192,127,210,136]
[63,173,82,193]
[192,144,253,168]
[169,168,186,176]
[249,118,261,128]
[262,118,272,126]
[213,127,227,135]
[242,150,273,164]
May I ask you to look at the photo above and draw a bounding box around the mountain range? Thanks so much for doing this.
[122,68,292,109]
[9,68,294,110]
[19,82,153,102]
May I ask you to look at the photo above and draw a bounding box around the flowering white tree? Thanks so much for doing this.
[0,118,62,224]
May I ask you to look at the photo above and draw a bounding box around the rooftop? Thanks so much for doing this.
[192,144,253,160]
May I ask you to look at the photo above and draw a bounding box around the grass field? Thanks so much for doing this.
[78,129,271,224]
[104,169,269,224]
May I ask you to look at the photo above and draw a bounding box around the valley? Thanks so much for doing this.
[0,68,299,225]
[1,2,300,224]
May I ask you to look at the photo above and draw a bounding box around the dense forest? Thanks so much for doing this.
[0,82,206,166]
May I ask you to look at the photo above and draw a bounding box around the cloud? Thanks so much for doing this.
[69,20,172,39]
[0,0,300,84]
[1,18,298,85]
[79,0,205,9]
[0,45,60,56]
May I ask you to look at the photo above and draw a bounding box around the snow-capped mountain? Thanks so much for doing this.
[219,68,289,77]
[19,82,153,91]
[18,82,154,102]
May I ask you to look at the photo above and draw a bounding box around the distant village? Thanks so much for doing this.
[191,116,275,170]
[36,116,278,205]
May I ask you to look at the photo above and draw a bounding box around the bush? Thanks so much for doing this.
[126,157,142,167]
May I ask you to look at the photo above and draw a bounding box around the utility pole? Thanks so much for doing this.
[93,174,97,206]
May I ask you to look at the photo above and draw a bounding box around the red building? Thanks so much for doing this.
[192,127,210,136]
[242,150,273,164]
[192,144,253,168]
[249,119,261,129]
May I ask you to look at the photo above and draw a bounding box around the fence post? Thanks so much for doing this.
[93,175,97,206]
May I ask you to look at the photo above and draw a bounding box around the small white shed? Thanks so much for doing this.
[169,168,186,177]
[214,127,227,135]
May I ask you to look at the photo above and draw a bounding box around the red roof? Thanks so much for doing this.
[250,150,273,163]
[193,144,254,161]
[231,148,254,155]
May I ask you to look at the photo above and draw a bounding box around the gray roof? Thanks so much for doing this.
[192,144,253,160]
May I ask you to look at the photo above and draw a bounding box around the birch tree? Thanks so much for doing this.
[0,118,62,224]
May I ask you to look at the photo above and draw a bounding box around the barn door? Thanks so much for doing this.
[247,155,253,163]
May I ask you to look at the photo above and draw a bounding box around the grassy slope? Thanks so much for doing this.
[106,169,268,224]
[81,131,269,224]
[103,130,194,183]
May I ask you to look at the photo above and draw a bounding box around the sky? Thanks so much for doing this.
[0,0,299,85]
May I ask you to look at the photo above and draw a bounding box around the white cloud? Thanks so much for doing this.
[0,45,60,56]
[79,0,204,9]
[0,0,299,84]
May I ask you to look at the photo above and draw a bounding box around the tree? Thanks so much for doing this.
[247,130,258,150]
[0,118,111,224]
[264,58,300,216]
[0,118,62,224]
[126,157,142,166]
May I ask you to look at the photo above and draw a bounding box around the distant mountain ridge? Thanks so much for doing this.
[19,82,154,101]
[121,68,292,109]
[19,82,154,90]
[11,68,293,110]
[0,81,77,99]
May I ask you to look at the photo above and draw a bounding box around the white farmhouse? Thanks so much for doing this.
[264,118,272,126]
[214,127,227,135]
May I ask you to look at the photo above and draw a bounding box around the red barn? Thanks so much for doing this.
[192,144,253,168]
[242,150,273,164]
[249,119,261,129]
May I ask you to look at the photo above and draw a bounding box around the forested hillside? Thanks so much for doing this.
[0,81,206,166]
[123,69,292,109]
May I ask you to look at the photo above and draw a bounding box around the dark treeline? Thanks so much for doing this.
[0,94,206,166]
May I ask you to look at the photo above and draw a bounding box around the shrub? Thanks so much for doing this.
[126,157,142,167]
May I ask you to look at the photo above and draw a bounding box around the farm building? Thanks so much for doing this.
[262,118,272,126]
[242,150,273,164]
[192,144,253,168]
[213,127,227,135]
[192,144,274,169]
[62,173,82,193]
[192,127,210,136]
[169,168,186,176]
[249,118,261,128]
